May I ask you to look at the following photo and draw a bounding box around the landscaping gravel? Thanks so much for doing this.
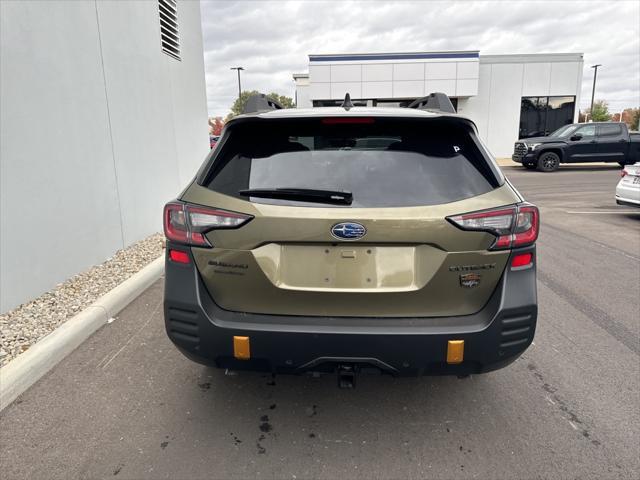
[0,234,164,367]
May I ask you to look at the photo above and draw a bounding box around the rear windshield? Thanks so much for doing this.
[203,118,501,208]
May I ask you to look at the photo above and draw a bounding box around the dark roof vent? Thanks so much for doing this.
[340,93,354,110]
[243,94,284,114]
[408,92,456,113]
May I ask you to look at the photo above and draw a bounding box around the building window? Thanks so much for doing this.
[158,0,180,61]
[519,96,575,138]
[312,98,459,111]
[313,99,369,107]
[374,100,414,108]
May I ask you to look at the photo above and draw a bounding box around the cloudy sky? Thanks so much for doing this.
[200,0,639,118]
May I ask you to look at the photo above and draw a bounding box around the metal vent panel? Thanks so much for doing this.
[159,0,180,60]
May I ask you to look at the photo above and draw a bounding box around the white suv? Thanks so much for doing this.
[616,162,640,207]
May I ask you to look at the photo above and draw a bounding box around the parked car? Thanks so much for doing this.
[616,162,640,207]
[163,93,540,385]
[512,122,640,172]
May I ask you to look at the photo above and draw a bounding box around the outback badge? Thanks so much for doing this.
[460,273,481,288]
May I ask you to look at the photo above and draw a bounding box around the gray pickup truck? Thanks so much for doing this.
[513,122,640,172]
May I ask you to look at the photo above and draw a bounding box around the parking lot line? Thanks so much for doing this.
[564,210,640,214]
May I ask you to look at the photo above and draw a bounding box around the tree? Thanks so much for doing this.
[208,117,225,136]
[226,90,295,121]
[587,100,611,122]
[631,108,640,131]
[612,108,640,130]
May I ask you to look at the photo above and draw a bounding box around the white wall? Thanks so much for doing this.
[458,54,583,157]
[0,0,209,312]
[296,85,311,108]
[294,76,312,108]
[307,53,480,101]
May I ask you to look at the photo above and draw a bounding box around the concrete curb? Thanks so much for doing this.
[0,255,165,412]
[496,158,518,167]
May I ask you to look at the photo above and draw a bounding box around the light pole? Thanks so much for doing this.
[589,64,602,119]
[230,66,244,100]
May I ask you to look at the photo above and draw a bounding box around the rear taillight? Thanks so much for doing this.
[163,201,252,247]
[169,249,190,264]
[511,252,533,268]
[447,203,539,250]
[621,169,628,177]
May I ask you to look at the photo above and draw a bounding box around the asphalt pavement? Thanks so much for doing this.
[1,165,639,480]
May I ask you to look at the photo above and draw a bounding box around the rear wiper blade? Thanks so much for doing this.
[238,188,353,205]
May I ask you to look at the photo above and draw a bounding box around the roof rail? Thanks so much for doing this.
[407,92,456,114]
[243,93,284,114]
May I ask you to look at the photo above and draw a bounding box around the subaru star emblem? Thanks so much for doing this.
[331,222,366,240]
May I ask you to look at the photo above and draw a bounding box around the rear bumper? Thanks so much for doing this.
[615,182,640,206]
[164,244,538,376]
[616,197,640,207]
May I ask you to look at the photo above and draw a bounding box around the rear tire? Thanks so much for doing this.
[523,162,537,170]
[537,152,560,172]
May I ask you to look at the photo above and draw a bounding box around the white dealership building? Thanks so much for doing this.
[0,1,209,312]
[293,51,584,157]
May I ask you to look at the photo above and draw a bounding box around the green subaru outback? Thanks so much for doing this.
[163,93,539,384]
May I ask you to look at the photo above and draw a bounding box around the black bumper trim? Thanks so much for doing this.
[512,152,537,164]
[616,198,640,208]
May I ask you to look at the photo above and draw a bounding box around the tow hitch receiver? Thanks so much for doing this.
[337,364,356,389]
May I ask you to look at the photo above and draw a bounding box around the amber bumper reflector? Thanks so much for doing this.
[233,336,250,360]
[447,340,464,364]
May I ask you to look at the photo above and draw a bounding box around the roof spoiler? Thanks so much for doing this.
[243,93,284,114]
[407,92,456,114]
